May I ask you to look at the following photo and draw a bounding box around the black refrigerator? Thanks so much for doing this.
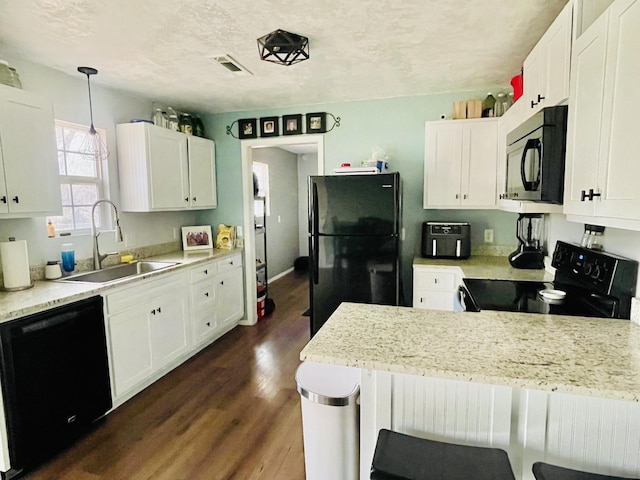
[308,172,401,337]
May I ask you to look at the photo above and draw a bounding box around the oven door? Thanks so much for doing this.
[505,128,543,201]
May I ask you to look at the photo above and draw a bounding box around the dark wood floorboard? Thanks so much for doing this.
[24,270,310,480]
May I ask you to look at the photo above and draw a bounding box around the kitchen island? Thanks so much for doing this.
[300,303,640,479]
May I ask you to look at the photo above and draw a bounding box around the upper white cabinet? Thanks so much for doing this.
[424,118,498,209]
[564,0,640,224]
[0,85,61,217]
[116,122,217,212]
[523,1,573,114]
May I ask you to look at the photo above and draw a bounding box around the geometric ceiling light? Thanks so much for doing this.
[77,66,109,162]
[257,29,309,66]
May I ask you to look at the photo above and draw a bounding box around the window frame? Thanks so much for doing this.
[51,120,109,235]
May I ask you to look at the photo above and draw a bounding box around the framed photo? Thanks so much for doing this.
[283,114,303,135]
[238,118,257,139]
[306,112,327,133]
[181,225,213,251]
[260,116,279,137]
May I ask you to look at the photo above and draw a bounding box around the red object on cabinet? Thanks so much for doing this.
[511,72,523,101]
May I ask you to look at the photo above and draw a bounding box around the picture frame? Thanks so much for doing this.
[238,118,257,139]
[260,116,279,137]
[306,112,327,133]
[181,225,213,251]
[283,114,303,135]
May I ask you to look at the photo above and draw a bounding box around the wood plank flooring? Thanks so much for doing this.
[25,271,310,480]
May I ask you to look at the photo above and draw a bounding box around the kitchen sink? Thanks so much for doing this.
[58,261,178,284]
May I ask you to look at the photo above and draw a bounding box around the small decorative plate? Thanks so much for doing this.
[539,289,567,300]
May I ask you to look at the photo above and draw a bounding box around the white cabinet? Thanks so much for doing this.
[189,253,244,348]
[116,122,217,212]
[424,118,498,209]
[105,272,189,399]
[0,84,61,217]
[523,2,573,115]
[412,265,462,311]
[564,0,640,226]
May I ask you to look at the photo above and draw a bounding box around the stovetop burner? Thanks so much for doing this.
[461,242,638,319]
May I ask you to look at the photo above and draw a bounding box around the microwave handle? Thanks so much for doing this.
[520,138,542,191]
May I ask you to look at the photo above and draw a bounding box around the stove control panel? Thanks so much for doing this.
[552,241,638,297]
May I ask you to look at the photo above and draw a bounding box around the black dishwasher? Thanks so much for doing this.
[0,296,112,475]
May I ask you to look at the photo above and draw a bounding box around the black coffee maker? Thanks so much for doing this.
[509,214,545,269]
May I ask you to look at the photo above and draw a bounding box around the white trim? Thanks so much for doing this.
[269,267,294,283]
[239,135,324,326]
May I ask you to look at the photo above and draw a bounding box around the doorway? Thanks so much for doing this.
[239,135,324,325]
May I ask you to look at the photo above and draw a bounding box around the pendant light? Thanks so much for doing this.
[77,66,108,162]
[257,29,309,66]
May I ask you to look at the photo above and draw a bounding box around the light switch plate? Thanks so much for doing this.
[631,297,640,326]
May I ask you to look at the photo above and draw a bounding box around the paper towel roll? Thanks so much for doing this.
[1,240,31,290]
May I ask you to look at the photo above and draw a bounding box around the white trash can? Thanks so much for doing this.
[296,361,360,480]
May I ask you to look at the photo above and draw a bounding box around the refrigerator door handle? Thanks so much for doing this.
[312,182,320,285]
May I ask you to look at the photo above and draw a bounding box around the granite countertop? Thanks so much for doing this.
[300,302,640,402]
[413,255,555,282]
[0,248,242,323]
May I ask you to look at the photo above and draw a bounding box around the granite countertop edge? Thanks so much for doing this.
[0,248,242,323]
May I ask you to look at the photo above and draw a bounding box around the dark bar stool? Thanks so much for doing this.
[532,462,640,480]
[370,429,515,480]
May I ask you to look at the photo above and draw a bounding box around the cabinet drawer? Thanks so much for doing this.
[189,262,217,283]
[414,270,457,291]
[193,311,217,344]
[191,281,216,310]
[217,254,242,274]
[413,290,456,311]
[106,272,186,314]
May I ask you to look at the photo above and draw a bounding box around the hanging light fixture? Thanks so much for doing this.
[77,66,108,162]
[257,29,309,66]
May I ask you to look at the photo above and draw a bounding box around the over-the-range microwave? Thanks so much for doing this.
[502,105,568,204]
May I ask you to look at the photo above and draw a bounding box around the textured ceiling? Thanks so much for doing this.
[0,0,568,114]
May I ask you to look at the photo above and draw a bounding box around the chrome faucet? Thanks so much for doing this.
[91,200,124,270]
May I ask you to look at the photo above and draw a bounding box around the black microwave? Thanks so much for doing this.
[503,105,568,203]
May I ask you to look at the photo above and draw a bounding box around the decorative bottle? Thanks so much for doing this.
[482,93,496,117]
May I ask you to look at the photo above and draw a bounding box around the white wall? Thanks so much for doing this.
[297,153,318,255]
[0,56,198,268]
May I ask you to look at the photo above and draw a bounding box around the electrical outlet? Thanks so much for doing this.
[277,215,281,223]
[484,229,494,243]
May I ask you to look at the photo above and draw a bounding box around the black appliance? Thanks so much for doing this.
[461,241,638,319]
[508,213,545,269]
[308,173,401,337]
[421,222,470,259]
[503,105,568,203]
[0,296,112,476]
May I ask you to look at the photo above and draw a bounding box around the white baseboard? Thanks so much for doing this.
[269,267,295,283]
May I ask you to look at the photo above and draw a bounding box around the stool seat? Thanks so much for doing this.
[371,429,515,480]
[532,462,640,480]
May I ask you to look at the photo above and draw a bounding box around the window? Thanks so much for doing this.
[252,162,270,216]
[49,121,107,232]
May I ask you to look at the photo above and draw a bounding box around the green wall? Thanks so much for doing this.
[198,90,518,304]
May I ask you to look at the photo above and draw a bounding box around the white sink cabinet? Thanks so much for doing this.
[0,85,61,217]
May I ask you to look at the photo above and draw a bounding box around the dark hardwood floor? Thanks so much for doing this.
[25,270,310,480]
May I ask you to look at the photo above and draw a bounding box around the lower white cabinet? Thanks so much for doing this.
[412,265,462,311]
[190,253,243,347]
[106,272,189,399]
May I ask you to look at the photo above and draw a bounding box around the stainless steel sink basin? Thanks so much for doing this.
[58,261,178,284]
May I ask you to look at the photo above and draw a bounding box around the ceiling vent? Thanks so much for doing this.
[209,55,252,76]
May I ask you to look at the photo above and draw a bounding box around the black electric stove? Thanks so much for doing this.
[461,241,638,319]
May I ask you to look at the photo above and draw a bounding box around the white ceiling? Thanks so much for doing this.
[0,0,568,114]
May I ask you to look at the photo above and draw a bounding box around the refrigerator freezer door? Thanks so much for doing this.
[309,173,400,236]
[310,235,399,336]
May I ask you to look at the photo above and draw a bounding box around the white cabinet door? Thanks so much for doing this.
[0,85,61,216]
[108,305,153,398]
[461,120,498,207]
[215,267,244,330]
[563,11,609,217]
[424,119,497,209]
[596,0,640,219]
[424,122,462,207]
[147,127,189,210]
[412,266,461,311]
[523,42,544,113]
[149,291,189,370]
[187,135,217,209]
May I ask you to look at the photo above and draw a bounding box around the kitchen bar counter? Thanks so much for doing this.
[300,302,640,402]
[413,255,555,282]
[0,248,241,323]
